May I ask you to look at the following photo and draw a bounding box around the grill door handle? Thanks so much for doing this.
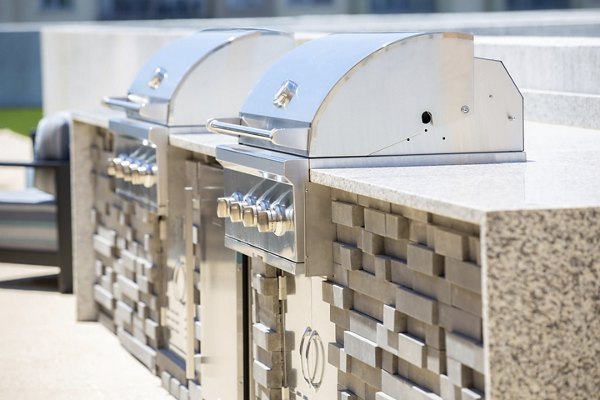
[207,118,273,141]
[207,118,309,151]
[102,96,143,112]
[299,327,312,387]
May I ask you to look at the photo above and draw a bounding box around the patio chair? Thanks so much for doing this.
[0,113,72,293]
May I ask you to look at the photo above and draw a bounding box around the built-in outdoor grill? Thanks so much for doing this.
[209,32,524,399]
[92,27,294,399]
[104,27,295,214]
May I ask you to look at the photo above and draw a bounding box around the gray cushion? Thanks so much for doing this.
[34,113,70,161]
[0,188,57,251]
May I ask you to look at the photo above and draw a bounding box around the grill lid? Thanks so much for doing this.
[208,32,523,158]
[104,28,294,127]
[241,32,420,126]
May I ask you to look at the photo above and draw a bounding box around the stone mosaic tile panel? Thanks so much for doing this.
[90,129,163,375]
[250,258,286,400]
[327,189,485,400]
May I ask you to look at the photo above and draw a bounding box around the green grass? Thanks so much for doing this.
[0,108,43,137]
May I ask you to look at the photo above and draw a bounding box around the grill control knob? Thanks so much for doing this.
[135,163,148,185]
[123,166,135,183]
[107,157,117,176]
[143,164,158,188]
[256,205,294,236]
[217,199,230,218]
[242,205,258,227]
[274,205,294,237]
[114,156,127,179]
[229,202,244,222]
[130,162,143,185]
[256,210,273,233]
[217,193,242,218]
[120,158,134,181]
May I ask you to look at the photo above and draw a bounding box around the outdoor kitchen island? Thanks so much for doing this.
[71,106,600,400]
[308,120,600,400]
[69,32,597,399]
[173,119,600,400]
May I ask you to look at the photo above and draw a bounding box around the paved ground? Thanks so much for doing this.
[0,264,172,400]
[0,130,171,399]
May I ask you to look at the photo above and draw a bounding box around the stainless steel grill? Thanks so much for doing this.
[103,28,295,213]
[212,31,525,274]
[209,31,525,399]
[97,27,295,396]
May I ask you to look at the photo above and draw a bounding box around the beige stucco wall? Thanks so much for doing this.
[41,25,192,115]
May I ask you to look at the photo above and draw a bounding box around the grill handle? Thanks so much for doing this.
[207,118,273,141]
[102,96,143,112]
[207,118,309,151]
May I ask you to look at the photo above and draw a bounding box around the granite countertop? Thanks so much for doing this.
[72,109,124,129]
[169,133,237,157]
[311,121,600,224]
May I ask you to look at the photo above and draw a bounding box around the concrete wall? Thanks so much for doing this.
[39,11,600,129]
[0,29,41,107]
[475,36,600,128]
[41,25,191,115]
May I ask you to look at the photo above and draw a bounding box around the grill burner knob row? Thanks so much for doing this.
[106,151,157,187]
[218,190,293,235]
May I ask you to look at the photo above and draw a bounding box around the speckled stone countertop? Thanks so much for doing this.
[169,133,237,157]
[72,109,123,129]
[311,121,600,224]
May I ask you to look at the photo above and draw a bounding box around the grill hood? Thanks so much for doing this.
[208,32,524,158]
[104,28,294,127]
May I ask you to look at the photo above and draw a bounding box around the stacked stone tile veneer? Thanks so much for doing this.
[88,128,164,373]
[325,189,485,400]
[251,258,287,400]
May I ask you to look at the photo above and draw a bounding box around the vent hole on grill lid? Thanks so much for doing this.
[421,111,432,124]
